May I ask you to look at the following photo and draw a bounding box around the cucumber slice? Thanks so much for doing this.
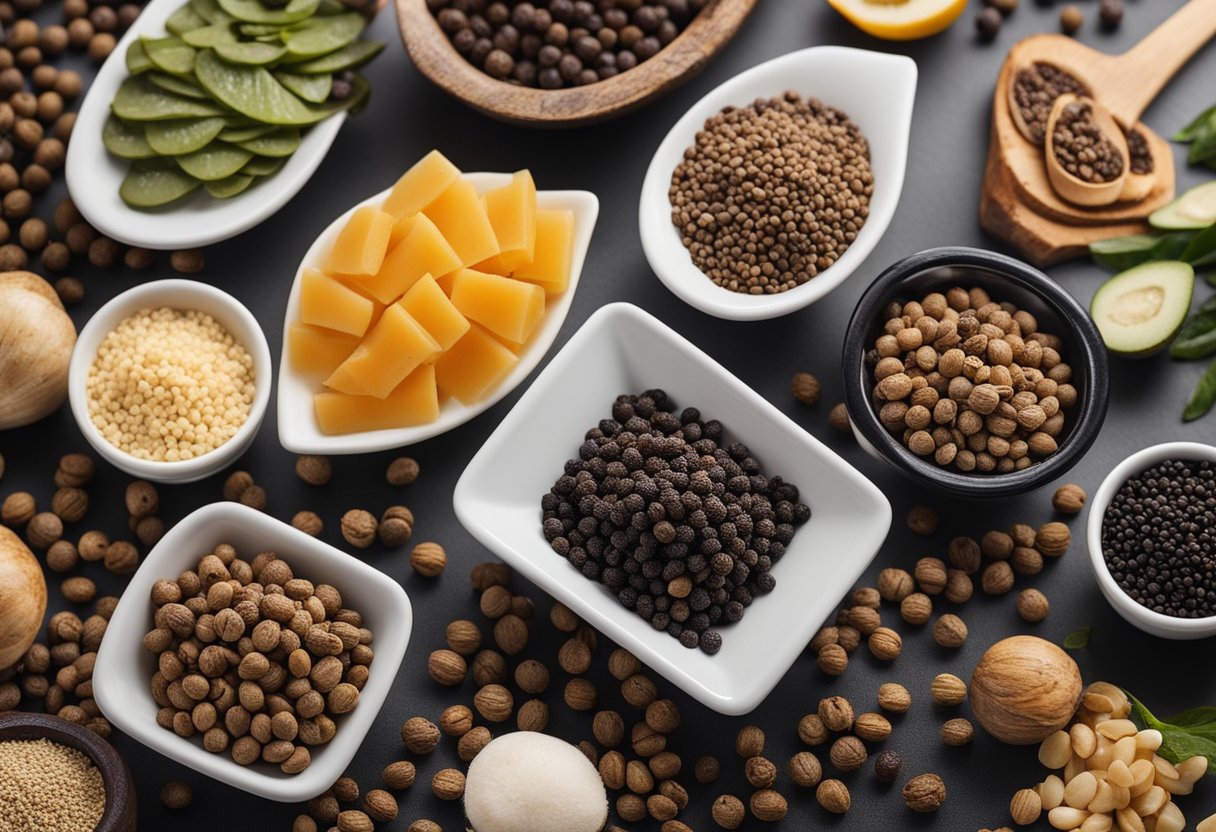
[126,40,154,74]
[103,114,156,159]
[148,71,210,99]
[142,36,197,76]
[120,158,202,208]
[182,23,239,47]
[205,173,255,198]
[145,117,227,155]
[1149,181,1216,231]
[1090,261,1196,357]
[175,143,254,180]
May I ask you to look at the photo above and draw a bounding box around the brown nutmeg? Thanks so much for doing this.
[903,773,946,812]
[410,541,445,577]
[969,635,1082,745]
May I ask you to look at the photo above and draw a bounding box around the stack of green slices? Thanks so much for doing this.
[103,0,383,209]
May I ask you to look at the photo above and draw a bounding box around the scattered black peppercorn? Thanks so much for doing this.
[1098,0,1123,30]
[976,7,1003,40]
[542,390,811,655]
[1102,459,1216,619]
[874,750,903,783]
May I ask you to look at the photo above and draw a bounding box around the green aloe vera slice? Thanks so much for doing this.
[103,115,156,159]
[126,41,153,74]
[120,158,202,207]
[195,48,353,125]
[242,155,285,176]
[148,71,210,99]
[165,4,208,35]
[205,173,256,198]
[281,12,363,58]
[218,123,276,142]
[190,0,234,24]
[287,39,381,74]
[111,75,227,121]
[235,126,300,156]
[214,41,287,65]
[218,0,318,25]
[145,117,227,155]
[182,23,239,47]
[275,70,330,103]
[175,143,254,180]
[143,36,197,75]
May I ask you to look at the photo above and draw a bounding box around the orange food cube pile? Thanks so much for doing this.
[292,150,575,435]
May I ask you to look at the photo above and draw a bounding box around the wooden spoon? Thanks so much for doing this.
[1043,94,1129,208]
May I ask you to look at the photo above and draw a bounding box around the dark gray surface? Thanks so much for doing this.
[4,0,1216,828]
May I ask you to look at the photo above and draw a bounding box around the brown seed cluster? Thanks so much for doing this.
[1051,100,1124,183]
[670,91,872,295]
[1011,62,1090,145]
[143,545,373,774]
[0,738,105,831]
[868,285,1077,474]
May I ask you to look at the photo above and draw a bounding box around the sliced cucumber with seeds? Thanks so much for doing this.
[175,143,254,180]
[120,158,202,207]
[218,123,276,142]
[103,114,157,159]
[143,36,198,75]
[275,70,330,103]
[281,12,362,57]
[241,155,285,176]
[145,117,226,155]
[165,4,208,35]
[287,39,381,73]
[218,0,319,25]
[126,40,154,74]
[205,173,256,198]
[235,127,300,157]
[148,71,210,99]
[111,75,227,120]
[214,41,286,65]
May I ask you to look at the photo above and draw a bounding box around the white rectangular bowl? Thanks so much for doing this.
[453,303,891,715]
[93,502,412,802]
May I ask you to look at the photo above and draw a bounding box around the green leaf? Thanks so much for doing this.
[1063,627,1090,649]
[111,75,227,121]
[1181,223,1216,268]
[120,158,202,208]
[1174,104,1216,142]
[286,39,381,74]
[1189,124,1216,166]
[1164,706,1216,732]
[1128,692,1216,771]
[1171,310,1216,360]
[1090,232,1195,271]
[1183,358,1216,421]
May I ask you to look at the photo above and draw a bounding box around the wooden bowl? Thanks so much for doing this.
[0,712,137,832]
[396,0,759,127]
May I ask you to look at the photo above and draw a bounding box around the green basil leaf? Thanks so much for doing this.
[1090,232,1195,271]
[1183,358,1216,421]
[1181,223,1216,268]
[1175,104,1216,142]
[1164,706,1216,731]
[1063,627,1090,649]
[1170,310,1216,360]
[1129,693,1216,771]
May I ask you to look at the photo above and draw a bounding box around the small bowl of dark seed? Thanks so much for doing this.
[639,45,917,321]
[841,246,1110,498]
[1087,441,1216,640]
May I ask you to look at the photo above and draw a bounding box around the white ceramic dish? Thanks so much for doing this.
[277,172,599,455]
[93,502,412,802]
[1086,441,1216,640]
[65,0,353,250]
[639,45,917,321]
[453,302,891,715]
[67,279,272,484]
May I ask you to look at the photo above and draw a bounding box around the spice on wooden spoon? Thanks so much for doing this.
[1044,94,1129,207]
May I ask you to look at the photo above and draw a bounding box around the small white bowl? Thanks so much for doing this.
[453,302,891,715]
[277,172,599,455]
[68,279,272,484]
[93,502,412,802]
[65,0,356,250]
[639,46,917,321]
[1087,441,1216,640]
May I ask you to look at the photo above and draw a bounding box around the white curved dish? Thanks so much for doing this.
[639,45,917,321]
[277,172,599,455]
[65,0,351,250]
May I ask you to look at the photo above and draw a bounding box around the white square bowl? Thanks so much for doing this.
[277,172,599,455]
[453,303,891,715]
[93,502,412,802]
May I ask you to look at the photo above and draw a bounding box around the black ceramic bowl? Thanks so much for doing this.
[842,247,1110,499]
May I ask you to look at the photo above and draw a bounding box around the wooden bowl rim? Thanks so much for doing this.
[396,0,759,126]
[0,711,136,832]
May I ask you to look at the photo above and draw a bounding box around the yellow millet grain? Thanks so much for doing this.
[86,307,255,461]
[0,738,106,831]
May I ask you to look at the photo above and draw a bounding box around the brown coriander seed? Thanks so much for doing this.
[903,773,947,812]
[1052,483,1086,514]
[906,505,939,535]
[791,372,821,405]
[877,683,911,713]
[816,779,851,814]
[340,510,377,549]
[941,717,974,746]
[1016,588,1050,622]
[386,456,420,486]
[736,725,765,758]
[294,455,331,486]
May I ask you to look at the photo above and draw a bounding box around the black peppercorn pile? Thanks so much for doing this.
[1011,62,1089,146]
[541,389,811,655]
[1102,459,1216,619]
[1126,128,1153,175]
[668,91,873,295]
[1051,99,1124,183]
[429,0,706,89]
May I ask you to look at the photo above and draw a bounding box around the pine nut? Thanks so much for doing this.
[1128,785,1165,816]
[1049,806,1090,829]
[1039,775,1065,810]
[1096,719,1137,741]
[1114,806,1145,832]
[1064,755,1085,783]
[1152,755,1179,781]
[1196,812,1216,832]
[1176,754,1208,784]
[1039,731,1073,769]
[1112,736,1136,766]
[1127,760,1154,796]
[1088,780,1118,814]
[1080,814,1114,832]
[1064,771,1098,808]
[1156,802,1185,832]
[1071,723,1097,759]
[1133,729,1162,753]
[1107,760,1134,788]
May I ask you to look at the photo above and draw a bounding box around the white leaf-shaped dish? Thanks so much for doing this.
[277,172,598,454]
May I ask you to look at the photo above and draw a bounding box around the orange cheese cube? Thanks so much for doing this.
[435,323,519,404]
[513,209,574,295]
[400,274,470,352]
[314,364,439,435]
[364,214,461,305]
[424,179,499,268]
[324,305,441,398]
[383,150,462,219]
[300,268,374,336]
[387,213,418,251]
[476,170,537,274]
[434,270,457,295]
[325,205,394,277]
[449,269,545,345]
[287,323,360,377]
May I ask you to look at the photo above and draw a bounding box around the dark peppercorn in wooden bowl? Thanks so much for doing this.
[0,711,137,832]
[396,0,758,127]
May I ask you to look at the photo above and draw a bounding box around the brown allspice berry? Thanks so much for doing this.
[123,246,154,270]
[291,511,323,536]
[941,717,974,746]
[750,789,788,822]
[694,755,720,784]
[386,456,419,486]
[493,613,528,655]
[340,509,377,548]
[46,539,78,572]
[830,735,868,772]
[982,529,1015,560]
[222,470,253,501]
[645,699,680,733]
[401,716,440,754]
[1052,483,1086,514]
[798,713,829,746]
[877,683,911,714]
[817,643,848,675]
[874,749,903,783]
[1060,4,1083,34]
[54,276,83,305]
[906,505,939,535]
[470,561,510,592]
[480,585,512,619]
[61,575,95,604]
[27,511,62,549]
[474,683,514,721]
[791,372,821,405]
[237,484,266,510]
[427,649,466,686]
[933,614,968,648]
[564,677,597,711]
[982,560,1015,594]
[592,709,624,747]
[712,794,746,829]
[868,627,902,660]
[736,725,765,758]
[944,569,973,604]
[332,776,359,802]
[409,541,445,576]
[161,780,192,809]
[948,536,982,574]
[817,779,851,814]
[1011,546,1044,576]
[903,773,947,812]
[1016,588,1049,622]
[169,249,205,273]
[294,455,331,485]
[18,216,47,249]
[915,557,948,594]
[829,402,851,433]
[901,592,933,625]
[513,658,549,694]
[789,750,823,788]
[1035,521,1070,556]
[382,760,416,790]
[647,793,679,822]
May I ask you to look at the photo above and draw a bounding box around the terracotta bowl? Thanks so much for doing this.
[0,711,137,832]
[396,0,759,127]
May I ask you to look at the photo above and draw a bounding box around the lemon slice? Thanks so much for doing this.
[826,0,968,40]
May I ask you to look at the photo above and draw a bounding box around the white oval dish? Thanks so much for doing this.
[277,172,598,455]
[93,502,412,802]
[639,45,917,321]
[1086,441,1216,640]
[65,0,354,250]
[67,278,272,484]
